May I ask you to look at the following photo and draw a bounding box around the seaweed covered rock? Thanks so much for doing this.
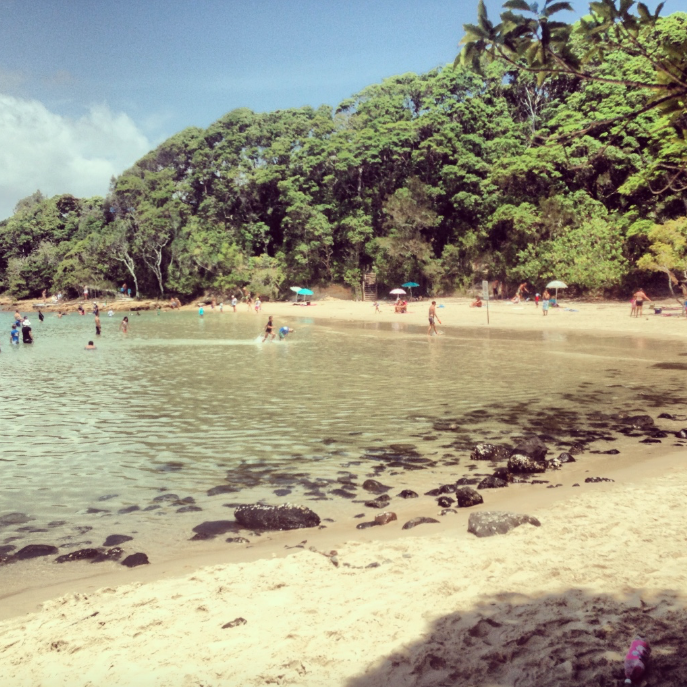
[470,443,512,461]
[513,436,548,462]
[234,504,321,531]
[455,487,483,508]
[508,454,547,474]
[468,511,541,538]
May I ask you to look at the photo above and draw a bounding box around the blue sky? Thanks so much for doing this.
[0,0,675,219]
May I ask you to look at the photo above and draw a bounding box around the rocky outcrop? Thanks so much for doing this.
[121,552,149,567]
[618,414,654,430]
[234,504,321,531]
[513,436,549,462]
[467,511,541,538]
[507,454,547,474]
[478,476,508,490]
[470,443,512,461]
[55,548,102,563]
[13,544,58,560]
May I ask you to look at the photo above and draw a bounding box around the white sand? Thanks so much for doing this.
[2,462,687,686]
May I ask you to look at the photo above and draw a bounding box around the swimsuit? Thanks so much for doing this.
[428,315,435,325]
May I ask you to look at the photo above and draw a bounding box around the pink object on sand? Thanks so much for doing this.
[624,637,650,684]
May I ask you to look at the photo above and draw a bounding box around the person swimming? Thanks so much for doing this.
[278,326,294,340]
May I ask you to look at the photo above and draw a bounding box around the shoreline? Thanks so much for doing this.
[2,455,687,685]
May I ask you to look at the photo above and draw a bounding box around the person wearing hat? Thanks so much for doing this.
[21,317,33,344]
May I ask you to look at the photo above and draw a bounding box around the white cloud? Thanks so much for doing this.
[0,94,152,220]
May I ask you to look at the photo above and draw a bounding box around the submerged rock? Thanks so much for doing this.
[153,493,180,503]
[103,534,133,547]
[91,547,124,563]
[585,477,615,483]
[191,520,240,540]
[454,487,483,508]
[557,452,575,463]
[55,548,102,564]
[206,485,239,497]
[121,552,149,568]
[402,517,440,530]
[619,414,654,429]
[117,505,140,515]
[13,544,59,560]
[226,537,250,543]
[468,511,541,538]
[397,490,418,499]
[234,504,321,531]
[513,436,548,462]
[0,513,33,528]
[364,495,391,509]
[362,479,391,494]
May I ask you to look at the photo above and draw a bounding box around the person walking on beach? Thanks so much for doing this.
[633,288,651,317]
[542,296,550,316]
[255,297,262,313]
[231,296,237,312]
[95,313,101,336]
[219,302,223,313]
[373,301,380,314]
[120,316,129,334]
[263,316,275,342]
[428,301,441,336]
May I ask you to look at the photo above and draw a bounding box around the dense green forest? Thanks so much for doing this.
[1,4,686,300]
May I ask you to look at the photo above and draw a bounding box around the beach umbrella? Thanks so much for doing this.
[289,286,302,302]
[545,280,568,303]
[297,287,314,302]
[402,281,419,298]
[390,288,406,296]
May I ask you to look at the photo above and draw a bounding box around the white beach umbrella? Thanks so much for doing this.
[390,288,406,295]
[545,280,568,302]
[289,286,302,301]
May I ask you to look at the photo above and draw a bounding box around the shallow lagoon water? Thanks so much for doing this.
[1,308,686,581]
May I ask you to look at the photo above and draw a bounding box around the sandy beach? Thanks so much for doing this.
[1,296,687,685]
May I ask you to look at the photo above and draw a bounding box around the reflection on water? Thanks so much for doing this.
[0,309,685,568]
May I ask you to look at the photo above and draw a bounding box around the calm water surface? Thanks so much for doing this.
[1,308,685,576]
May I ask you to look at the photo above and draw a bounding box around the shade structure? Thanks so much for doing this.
[402,281,419,298]
[297,288,314,295]
[545,280,568,303]
[289,286,302,293]
[390,288,406,295]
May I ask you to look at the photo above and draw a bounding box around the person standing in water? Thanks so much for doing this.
[633,288,652,317]
[120,316,129,334]
[263,316,275,342]
[10,324,20,345]
[428,301,441,336]
[85,340,96,350]
[95,312,101,336]
[38,309,45,322]
[14,310,22,328]
[199,304,204,317]
[21,318,33,344]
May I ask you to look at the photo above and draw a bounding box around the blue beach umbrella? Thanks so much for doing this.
[297,287,314,302]
[402,281,420,298]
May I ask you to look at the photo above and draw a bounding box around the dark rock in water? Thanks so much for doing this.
[234,504,321,531]
[273,489,292,497]
[191,520,240,540]
[619,414,654,429]
[47,520,67,528]
[117,505,140,515]
[0,545,16,555]
[600,449,620,455]
[55,548,102,563]
[13,544,59,560]
[658,413,676,420]
[640,438,662,444]
[103,534,133,547]
[441,508,457,516]
[364,495,391,509]
[568,442,585,455]
[572,483,580,487]
[353,513,365,519]
[143,505,161,512]
[478,476,508,490]
[557,452,576,463]
[153,493,180,503]
[91,547,123,563]
[156,462,184,472]
[585,477,615,483]
[374,512,397,526]
[507,454,546,474]
[437,483,457,494]
[402,517,440,530]
[16,526,48,533]
[546,484,563,489]
[513,436,548,462]
[0,513,33,528]
[437,496,454,508]
[455,487,483,508]
[652,362,687,371]
[226,537,250,543]
[356,521,378,530]
[97,494,119,502]
[330,488,356,499]
[121,552,149,567]
[531,479,549,484]
[362,479,391,494]
[222,617,247,629]
[468,511,541,538]
[676,429,687,439]
[85,508,109,514]
[397,490,418,499]
[179,497,195,504]
[177,505,203,513]
[650,430,668,438]
[206,485,239,497]
[424,488,443,496]
[456,477,479,486]
[470,443,512,461]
